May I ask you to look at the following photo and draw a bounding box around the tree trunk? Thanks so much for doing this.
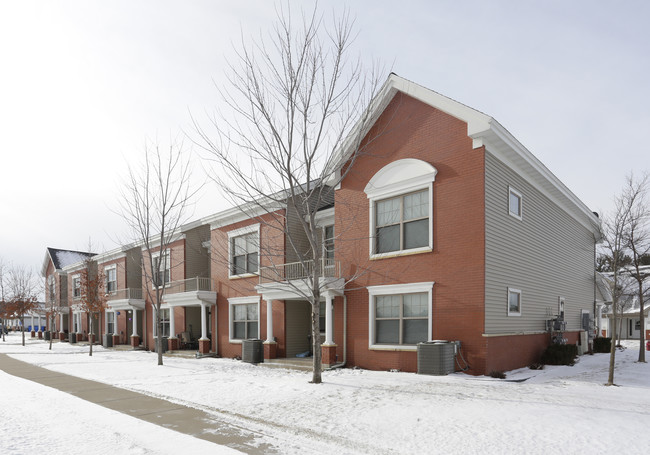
[311,299,322,384]
[638,281,646,363]
[49,314,54,350]
[607,311,617,385]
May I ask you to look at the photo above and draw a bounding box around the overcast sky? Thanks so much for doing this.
[1,0,648,275]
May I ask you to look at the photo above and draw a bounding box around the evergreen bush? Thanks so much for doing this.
[593,337,611,353]
[541,344,578,366]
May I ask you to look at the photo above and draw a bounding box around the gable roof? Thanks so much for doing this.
[41,247,96,277]
[337,73,600,237]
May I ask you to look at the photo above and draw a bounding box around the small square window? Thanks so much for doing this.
[509,187,522,220]
[507,288,522,316]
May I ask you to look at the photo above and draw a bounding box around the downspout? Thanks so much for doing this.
[327,295,347,370]
[593,237,598,339]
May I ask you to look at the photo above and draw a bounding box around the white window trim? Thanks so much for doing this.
[72,274,81,300]
[507,288,522,316]
[228,296,261,344]
[508,186,523,221]
[365,160,437,260]
[105,265,117,293]
[151,250,171,289]
[227,223,261,279]
[152,306,171,338]
[367,282,434,351]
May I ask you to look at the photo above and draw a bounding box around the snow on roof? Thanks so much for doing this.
[46,247,96,271]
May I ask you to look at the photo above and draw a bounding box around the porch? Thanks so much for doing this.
[106,288,145,348]
[161,276,217,354]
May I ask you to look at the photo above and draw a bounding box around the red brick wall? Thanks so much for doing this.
[336,92,487,373]
[211,212,286,358]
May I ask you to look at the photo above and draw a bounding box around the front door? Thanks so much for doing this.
[285,300,311,358]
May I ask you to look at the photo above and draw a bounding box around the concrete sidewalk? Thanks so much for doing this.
[0,354,276,454]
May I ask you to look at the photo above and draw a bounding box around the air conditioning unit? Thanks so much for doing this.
[242,338,264,364]
[417,341,455,376]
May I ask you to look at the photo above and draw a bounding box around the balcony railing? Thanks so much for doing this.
[106,288,143,301]
[165,277,213,295]
[259,259,340,284]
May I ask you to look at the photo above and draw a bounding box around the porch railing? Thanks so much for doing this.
[165,276,213,295]
[259,259,340,284]
[106,288,143,301]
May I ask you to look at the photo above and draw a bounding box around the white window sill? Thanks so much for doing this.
[229,339,244,344]
[229,272,257,280]
[370,246,432,261]
[369,344,418,352]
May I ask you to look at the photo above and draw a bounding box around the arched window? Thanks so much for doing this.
[364,159,437,257]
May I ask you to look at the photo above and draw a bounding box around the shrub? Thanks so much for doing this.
[529,362,544,370]
[593,337,611,353]
[489,370,506,379]
[541,344,578,366]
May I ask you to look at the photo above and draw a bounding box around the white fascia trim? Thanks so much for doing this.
[93,247,127,265]
[227,223,261,279]
[313,207,335,227]
[228,296,261,344]
[367,282,434,351]
[206,199,284,230]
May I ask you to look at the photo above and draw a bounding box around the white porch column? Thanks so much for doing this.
[324,293,334,345]
[200,303,208,340]
[31,315,34,330]
[38,315,42,331]
[132,309,139,337]
[265,298,274,342]
[59,313,64,333]
[168,307,176,338]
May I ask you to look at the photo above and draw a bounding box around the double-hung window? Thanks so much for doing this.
[368,282,434,350]
[72,275,81,299]
[153,308,170,337]
[508,187,523,220]
[376,189,429,254]
[507,288,522,316]
[230,300,259,341]
[153,250,170,288]
[107,312,115,334]
[228,225,260,277]
[365,159,437,258]
[105,266,117,294]
[48,275,56,303]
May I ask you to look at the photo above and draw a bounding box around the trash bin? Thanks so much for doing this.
[242,339,264,364]
[103,333,113,348]
[69,332,77,344]
[44,331,51,341]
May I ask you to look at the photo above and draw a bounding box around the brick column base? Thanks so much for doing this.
[130,335,140,348]
[88,334,96,344]
[37,331,43,339]
[321,344,338,367]
[198,339,210,354]
[76,333,83,343]
[31,330,36,338]
[264,341,277,359]
[59,332,66,341]
[168,337,179,351]
[112,334,120,346]
[646,329,650,340]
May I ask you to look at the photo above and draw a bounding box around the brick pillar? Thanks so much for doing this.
[59,332,66,341]
[198,339,210,354]
[76,333,83,343]
[264,341,277,359]
[31,330,36,338]
[168,337,179,351]
[37,331,43,339]
[130,335,140,348]
[112,334,120,346]
[321,344,337,367]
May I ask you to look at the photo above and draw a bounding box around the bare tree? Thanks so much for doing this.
[622,173,650,362]
[6,265,39,347]
[118,140,197,366]
[78,255,107,357]
[194,4,382,383]
[0,258,7,341]
[45,274,60,350]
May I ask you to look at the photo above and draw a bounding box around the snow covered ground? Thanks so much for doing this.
[2,333,649,454]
